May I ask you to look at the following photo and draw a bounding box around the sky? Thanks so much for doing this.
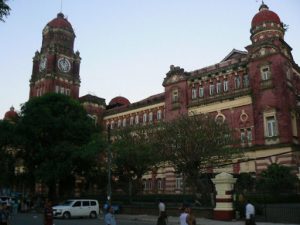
[1,0,300,118]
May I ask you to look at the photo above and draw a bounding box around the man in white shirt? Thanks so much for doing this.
[245,200,255,225]
[158,199,166,215]
[158,199,167,224]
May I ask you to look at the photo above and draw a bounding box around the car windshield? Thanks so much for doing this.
[61,200,73,206]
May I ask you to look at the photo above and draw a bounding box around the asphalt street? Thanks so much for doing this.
[10,213,160,225]
[10,212,300,225]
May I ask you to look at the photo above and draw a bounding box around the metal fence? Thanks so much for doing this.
[257,204,300,224]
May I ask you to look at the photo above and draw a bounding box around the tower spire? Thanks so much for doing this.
[60,0,63,13]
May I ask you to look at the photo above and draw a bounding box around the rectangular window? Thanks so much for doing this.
[143,113,147,124]
[157,110,162,121]
[243,74,249,87]
[191,88,197,99]
[122,118,126,127]
[148,180,152,190]
[157,179,162,190]
[223,80,228,92]
[266,116,277,137]
[60,87,65,94]
[135,115,139,124]
[55,85,59,93]
[216,82,222,94]
[235,76,241,89]
[199,87,204,98]
[240,129,246,143]
[149,112,153,123]
[117,120,121,128]
[247,128,252,142]
[172,89,179,103]
[209,84,214,96]
[130,117,134,125]
[175,177,182,189]
[261,67,270,80]
[65,89,71,96]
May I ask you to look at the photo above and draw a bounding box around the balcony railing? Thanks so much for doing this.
[188,87,251,107]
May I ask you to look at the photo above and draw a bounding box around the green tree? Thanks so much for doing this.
[0,120,16,188]
[111,125,161,200]
[0,0,10,22]
[156,114,240,196]
[257,163,298,193]
[16,93,105,199]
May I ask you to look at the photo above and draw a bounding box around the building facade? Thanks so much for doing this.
[3,3,300,194]
[102,3,300,193]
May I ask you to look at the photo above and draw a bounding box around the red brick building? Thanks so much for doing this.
[103,3,300,193]
[4,3,300,194]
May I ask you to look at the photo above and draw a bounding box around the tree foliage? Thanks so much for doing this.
[16,93,105,198]
[0,120,16,187]
[257,163,298,193]
[0,0,10,22]
[155,114,241,193]
[111,125,161,196]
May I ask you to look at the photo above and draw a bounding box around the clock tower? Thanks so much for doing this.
[29,12,81,99]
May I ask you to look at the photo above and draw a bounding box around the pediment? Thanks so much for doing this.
[221,49,248,62]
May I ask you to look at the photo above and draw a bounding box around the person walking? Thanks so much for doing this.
[0,204,9,225]
[245,200,255,225]
[104,205,117,225]
[43,200,53,225]
[158,199,167,225]
[179,205,188,225]
[186,206,196,225]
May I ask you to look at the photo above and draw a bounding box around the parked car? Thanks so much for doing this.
[52,199,99,219]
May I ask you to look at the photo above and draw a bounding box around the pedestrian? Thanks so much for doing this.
[104,205,117,225]
[156,214,167,225]
[43,200,53,225]
[186,206,196,225]
[179,204,188,225]
[0,204,9,225]
[158,199,166,216]
[158,199,167,224]
[245,200,255,225]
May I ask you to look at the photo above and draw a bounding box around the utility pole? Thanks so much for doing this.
[107,125,112,204]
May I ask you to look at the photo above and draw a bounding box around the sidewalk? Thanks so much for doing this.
[116,214,300,225]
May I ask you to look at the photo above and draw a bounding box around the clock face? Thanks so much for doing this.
[39,57,47,72]
[58,57,71,73]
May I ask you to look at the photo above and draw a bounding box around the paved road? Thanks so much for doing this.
[10,212,300,225]
[10,213,157,225]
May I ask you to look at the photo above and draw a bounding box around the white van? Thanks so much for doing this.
[52,199,99,219]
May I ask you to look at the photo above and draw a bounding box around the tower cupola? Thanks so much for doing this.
[250,2,284,43]
[41,12,76,54]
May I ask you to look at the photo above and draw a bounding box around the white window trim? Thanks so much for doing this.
[149,112,153,123]
[223,80,228,92]
[263,110,278,138]
[261,66,271,81]
[216,82,222,94]
[209,84,214,96]
[157,110,162,121]
[199,87,204,97]
[143,113,147,124]
[191,88,197,99]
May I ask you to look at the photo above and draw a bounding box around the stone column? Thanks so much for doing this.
[211,172,237,220]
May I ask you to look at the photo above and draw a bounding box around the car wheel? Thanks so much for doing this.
[63,212,71,219]
[89,211,97,219]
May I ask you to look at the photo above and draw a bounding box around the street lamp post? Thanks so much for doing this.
[107,125,112,204]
